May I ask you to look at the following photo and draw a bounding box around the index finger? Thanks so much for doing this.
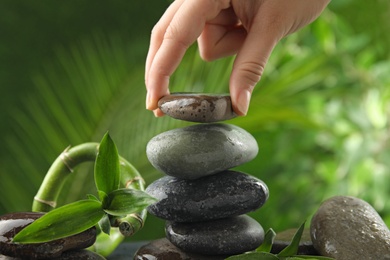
[145,0,231,111]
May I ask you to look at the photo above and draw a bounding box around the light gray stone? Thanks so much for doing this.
[310,196,390,260]
[166,215,264,255]
[146,170,268,222]
[146,123,258,179]
[158,93,236,123]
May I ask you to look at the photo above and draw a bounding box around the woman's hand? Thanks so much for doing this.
[145,0,330,116]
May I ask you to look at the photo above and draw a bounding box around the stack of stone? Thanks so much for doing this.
[142,94,269,257]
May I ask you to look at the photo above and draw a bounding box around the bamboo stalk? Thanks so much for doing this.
[31,142,147,256]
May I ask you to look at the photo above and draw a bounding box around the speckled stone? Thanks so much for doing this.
[146,123,258,179]
[310,196,390,260]
[271,229,319,255]
[146,170,268,222]
[0,212,96,259]
[134,238,227,260]
[166,215,264,255]
[158,93,237,123]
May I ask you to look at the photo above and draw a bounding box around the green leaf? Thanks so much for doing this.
[104,188,157,216]
[94,132,120,198]
[278,221,306,257]
[98,214,111,235]
[226,252,279,260]
[98,190,109,208]
[256,228,276,253]
[13,200,104,243]
[87,194,100,202]
[285,256,335,260]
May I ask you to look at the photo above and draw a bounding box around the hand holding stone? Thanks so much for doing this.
[145,0,330,116]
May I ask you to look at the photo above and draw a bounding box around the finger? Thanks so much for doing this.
[145,0,184,86]
[198,25,246,61]
[198,8,247,61]
[229,13,281,116]
[146,0,231,110]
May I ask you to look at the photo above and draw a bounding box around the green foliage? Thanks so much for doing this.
[227,222,334,260]
[12,133,156,244]
[13,200,104,243]
[95,133,120,198]
[256,229,276,253]
[104,188,157,216]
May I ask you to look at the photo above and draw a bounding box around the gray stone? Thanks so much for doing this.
[134,238,227,260]
[166,215,264,255]
[158,93,237,123]
[310,196,390,260]
[0,212,96,259]
[146,170,268,222]
[146,123,258,179]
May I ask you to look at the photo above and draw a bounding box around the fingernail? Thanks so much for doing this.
[153,109,159,117]
[236,90,251,116]
[146,91,152,110]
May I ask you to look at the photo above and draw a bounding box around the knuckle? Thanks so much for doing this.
[237,60,265,88]
[150,23,166,42]
[164,23,190,50]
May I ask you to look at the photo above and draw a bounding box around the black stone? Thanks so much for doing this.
[166,215,264,255]
[146,171,268,222]
[0,212,96,259]
[134,238,227,260]
[270,229,319,255]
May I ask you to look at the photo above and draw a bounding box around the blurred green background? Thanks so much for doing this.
[1,0,390,243]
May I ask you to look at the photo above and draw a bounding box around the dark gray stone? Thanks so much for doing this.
[146,171,268,222]
[166,215,264,255]
[271,229,319,256]
[0,212,96,259]
[134,238,227,260]
[0,250,104,260]
[158,93,237,123]
[146,123,258,179]
[310,196,390,260]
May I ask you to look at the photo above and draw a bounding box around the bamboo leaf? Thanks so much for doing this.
[256,228,276,253]
[95,132,120,198]
[98,214,111,235]
[278,221,306,257]
[13,200,104,243]
[87,194,100,202]
[104,188,157,216]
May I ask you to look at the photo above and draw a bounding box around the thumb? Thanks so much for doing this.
[230,26,280,116]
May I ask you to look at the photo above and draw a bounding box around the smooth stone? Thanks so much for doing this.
[134,238,227,260]
[0,212,96,259]
[146,123,258,179]
[0,250,105,260]
[146,170,268,222]
[158,93,237,123]
[270,229,319,255]
[165,215,264,255]
[310,196,390,260]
